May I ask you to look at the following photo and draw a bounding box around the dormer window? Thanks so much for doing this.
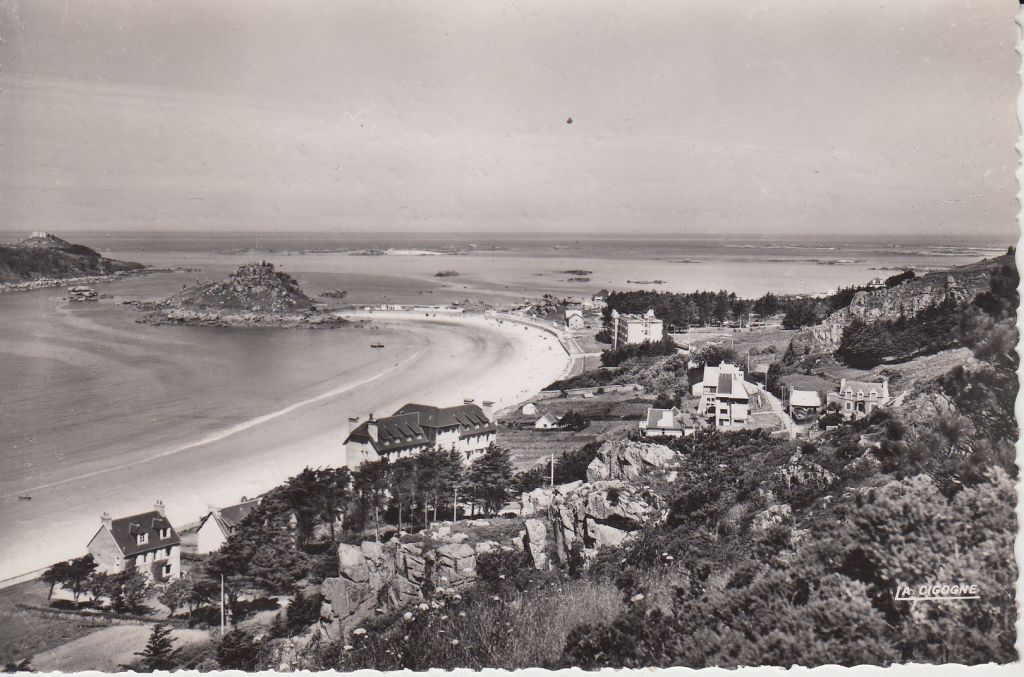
[136,533,149,545]
[158,527,170,539]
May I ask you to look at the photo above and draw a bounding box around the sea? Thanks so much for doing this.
[0,230,1008,580]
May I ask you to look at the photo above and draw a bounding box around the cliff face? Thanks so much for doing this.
[0,233,144,283]
[799,255,1008,354]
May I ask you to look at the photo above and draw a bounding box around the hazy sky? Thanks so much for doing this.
[0,0,1018,239]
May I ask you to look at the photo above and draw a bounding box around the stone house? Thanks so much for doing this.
[87,501,181,582]
[827,378,890,419]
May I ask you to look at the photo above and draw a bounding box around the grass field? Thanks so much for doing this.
[30,625,212,672]
[502,420,634,471]
[0,580,109,667]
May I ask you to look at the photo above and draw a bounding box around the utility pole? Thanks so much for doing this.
[219,575,226,634]
[453,487,458,522]
[550,450,555,487]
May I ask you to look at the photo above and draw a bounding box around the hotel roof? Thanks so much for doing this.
[345,402,496,454]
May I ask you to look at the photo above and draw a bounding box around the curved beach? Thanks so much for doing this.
[0,310,569,581]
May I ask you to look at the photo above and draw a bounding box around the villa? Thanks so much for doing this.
[640,406,697,438]
[827,378,890,419]
[692,362,753,428]
[86,501,181,582]
[196,498,260,554]
[344,399,497,466]
[610,309,664,349]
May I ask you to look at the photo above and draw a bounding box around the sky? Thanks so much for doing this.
[0,0,1018,240]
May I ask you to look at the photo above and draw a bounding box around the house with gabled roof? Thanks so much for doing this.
[827,377,890,419]
[640,406,698,438]
[196,498,261,554]
[344,399,496,466]
[87,501,180,582]
[787,388,823,422]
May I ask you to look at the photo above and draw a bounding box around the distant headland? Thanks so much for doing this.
[0,232,146,289]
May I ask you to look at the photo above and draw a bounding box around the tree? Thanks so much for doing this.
[781,298,823,329]
[41,560,70,601]
[885,270,916,288]
[353,458,392,541]
[92,568,151,614]
[158,576,193,618]
[49,554,97,606]
[467,444,515,515]
[217,629,261,671]
[133,624,180,671]
[558,410,591,432]
[285,585,323,635]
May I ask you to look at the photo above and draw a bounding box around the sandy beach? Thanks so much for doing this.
[0,307,568,582]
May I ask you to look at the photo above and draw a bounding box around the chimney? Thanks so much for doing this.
[481,400,495,420]
[154,500,166,516]
[367,413,378,442]
[101,512,112,530]
[347,416,360,436]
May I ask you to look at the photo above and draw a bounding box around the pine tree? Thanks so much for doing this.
[134,623,179,671]
[467,444,515,515]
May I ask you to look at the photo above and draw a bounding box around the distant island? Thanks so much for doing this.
[129,261,348,328]
[434,270,460,277]
[0,232,145,289]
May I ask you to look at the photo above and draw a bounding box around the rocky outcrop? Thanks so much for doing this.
[751,504,793,535]
[802,259,1005,354]
[133,261,348,328]
[320,539,477,636]
[523,518,549,570]
[519,480,582,517]
[585,439,677,482]
[549,481,660,565]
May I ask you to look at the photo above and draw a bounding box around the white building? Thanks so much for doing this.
[521,402,539,416]
[534,413,559,429]
[343,400,496,466]
[565,307,585,330]
[610,309,664,349]
[197,499,260,554]
[640,407,697,438]
[693,362,752,428]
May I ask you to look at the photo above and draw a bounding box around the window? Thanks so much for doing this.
[158,528,170,540]
[162,563,172,577]
[136,533,148,545]
[845,402,852,410]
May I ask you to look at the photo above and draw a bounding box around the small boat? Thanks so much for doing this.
[370,342,385,348]
[18,495,31,500]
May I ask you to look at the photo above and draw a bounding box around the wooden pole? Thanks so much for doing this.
[550,451,555,487]
[220,574,225,637]
[453,487,458,522]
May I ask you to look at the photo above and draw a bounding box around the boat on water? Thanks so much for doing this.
[370,342,385,348]
[68,286,99,302]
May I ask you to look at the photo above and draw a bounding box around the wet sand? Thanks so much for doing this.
[0,306,568,581]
